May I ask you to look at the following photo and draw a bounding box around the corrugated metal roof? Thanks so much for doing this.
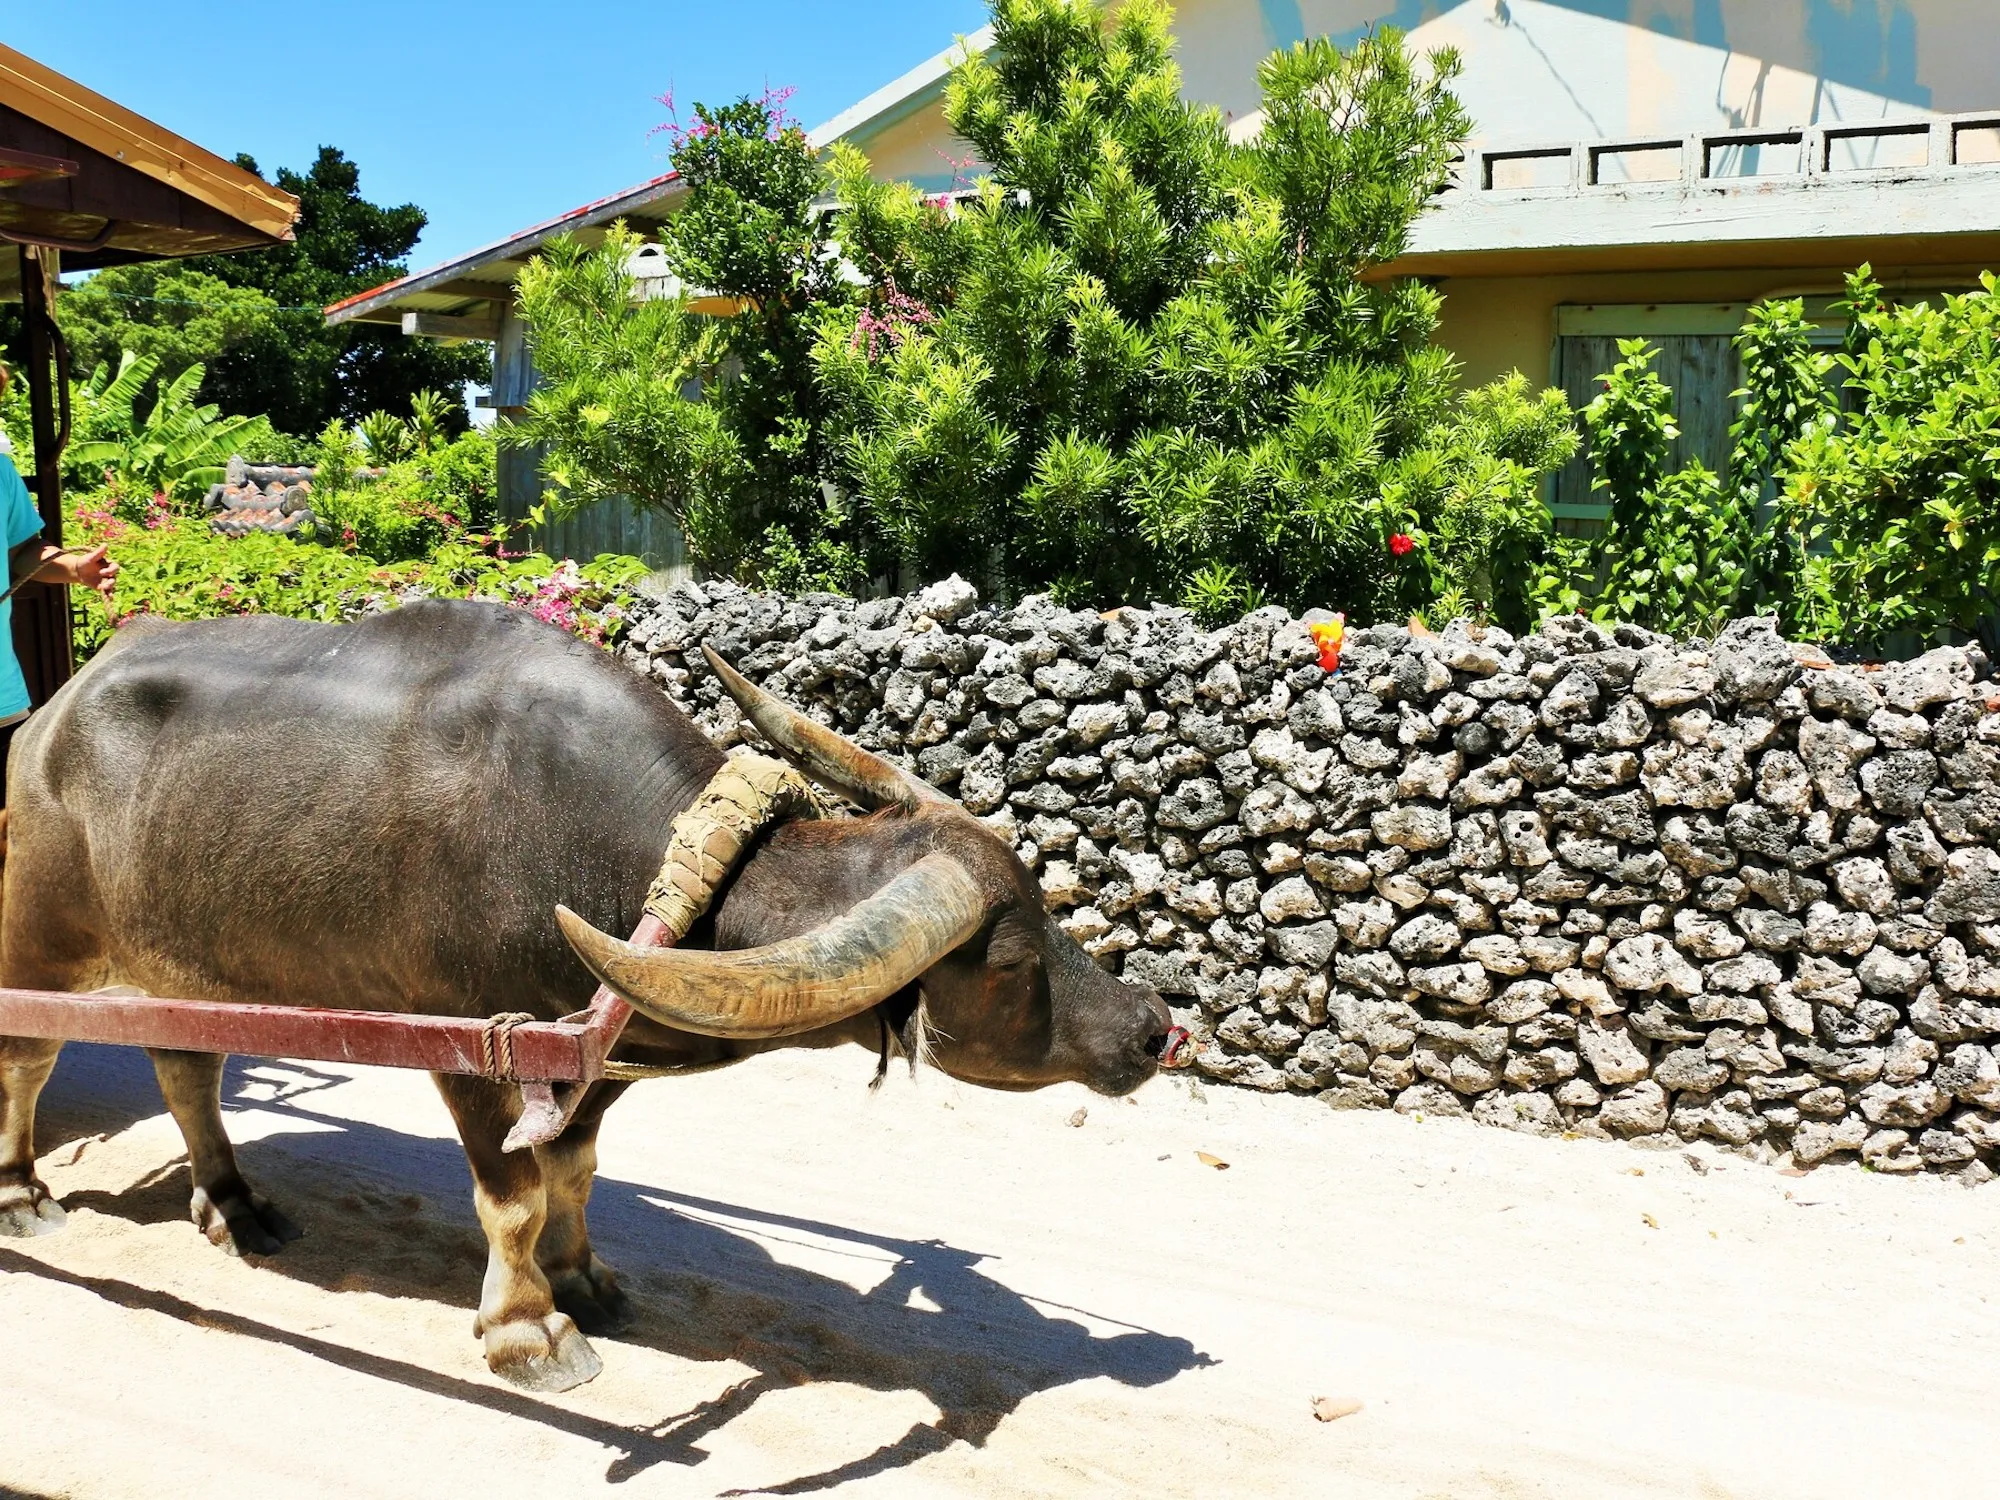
[325,171,685,326]
[325,25,997,329]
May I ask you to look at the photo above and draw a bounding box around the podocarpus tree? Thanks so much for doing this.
[815,0,1575,620]
[501,226,744,548]
[504,92,864,585]
[659,89,861,581]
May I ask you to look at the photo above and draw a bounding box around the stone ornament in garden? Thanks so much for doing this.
[200,456,388,537]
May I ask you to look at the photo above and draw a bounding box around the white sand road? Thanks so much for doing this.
[2,1041,1998,1500]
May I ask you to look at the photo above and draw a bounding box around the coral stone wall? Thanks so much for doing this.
[615,576,2000,1180]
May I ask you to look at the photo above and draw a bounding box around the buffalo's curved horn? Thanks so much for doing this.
[702,643,946,810]
[556,853,986,1039]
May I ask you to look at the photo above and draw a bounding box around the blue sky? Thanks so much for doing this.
[12,1,989,273]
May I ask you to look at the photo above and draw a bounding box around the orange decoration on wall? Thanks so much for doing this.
[1309,614,1346,673]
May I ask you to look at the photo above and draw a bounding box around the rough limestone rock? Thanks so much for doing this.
[608,578,2000,1179]
[1603,935,1704,999]
[1709,617,1800,703]
[1579,1016,1652,1086]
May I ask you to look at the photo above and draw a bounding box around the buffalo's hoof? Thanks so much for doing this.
[0,1178,65,1238]
[191,1184,303,1257]
[482,1311,603,1393]
[548,1256,631,1335]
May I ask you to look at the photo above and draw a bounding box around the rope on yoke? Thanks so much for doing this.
[642,752,825,940]
[486,754,823,1091]
[480,1012,538,1081]
[600,1057,737,1081]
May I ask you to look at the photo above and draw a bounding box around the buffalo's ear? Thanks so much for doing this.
[984,910,1041,969]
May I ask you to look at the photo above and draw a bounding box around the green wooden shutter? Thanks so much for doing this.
[1546,304,1759,535]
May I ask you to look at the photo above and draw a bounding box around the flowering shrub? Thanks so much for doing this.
[1542,271,2000,650]
[308,428,498,561]
[515,559,640,645]
[1784,268,2000,647]
[652,84,796,149]
[1541,338,1748,636]
[68,492,647,658]
[70,477,175,539]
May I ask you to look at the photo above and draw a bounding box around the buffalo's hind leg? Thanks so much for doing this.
[149,1049,302,1256]
[0,1036,66,1236]
[435,1073,603,1392]
[535,1081,631,1334]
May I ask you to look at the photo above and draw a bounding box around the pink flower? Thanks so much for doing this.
[849,282,936,359]
[510,560,604,643]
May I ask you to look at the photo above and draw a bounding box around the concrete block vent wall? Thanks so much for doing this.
[612,575,2000,1181]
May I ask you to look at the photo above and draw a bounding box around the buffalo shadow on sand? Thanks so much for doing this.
[20,1043,1212,1491]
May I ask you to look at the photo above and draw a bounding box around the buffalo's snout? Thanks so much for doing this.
[1146,1023,1193,1068]
[1135,988,1174,1060]
[1076,978,1172,1096]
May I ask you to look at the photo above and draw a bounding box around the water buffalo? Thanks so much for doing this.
[0,599,1172,1390]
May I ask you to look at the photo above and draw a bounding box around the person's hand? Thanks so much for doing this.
[70,545,118,602]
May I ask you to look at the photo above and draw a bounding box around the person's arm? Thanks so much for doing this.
[9,541,118,601]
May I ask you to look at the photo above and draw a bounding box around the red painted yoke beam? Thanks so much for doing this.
[0,986,612,1084]
[0,913,659,1151]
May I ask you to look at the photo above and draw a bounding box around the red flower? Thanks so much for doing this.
[1389,533,1415,557]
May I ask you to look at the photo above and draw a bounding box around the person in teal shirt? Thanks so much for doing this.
[0,360,119,803]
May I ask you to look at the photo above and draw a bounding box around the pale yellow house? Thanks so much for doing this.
[832,1,1998,188]
[816,0,2000,514]
[331,0,2000,543]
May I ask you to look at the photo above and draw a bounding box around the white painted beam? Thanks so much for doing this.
[1414,168,2000,254]
[401,309,501,343]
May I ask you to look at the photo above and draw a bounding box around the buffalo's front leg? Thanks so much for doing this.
[0,1035,65,1237]
[534,1080,630,1334]
[434,1073,602,1392]
[149,1049,302,1256]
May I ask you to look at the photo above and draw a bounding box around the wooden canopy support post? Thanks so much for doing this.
[1,42,303,706]
[11,242,73,707]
